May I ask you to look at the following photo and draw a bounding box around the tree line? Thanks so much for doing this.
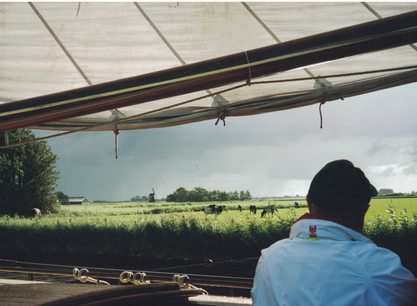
[130,195,149,202]
[166,187,252,202]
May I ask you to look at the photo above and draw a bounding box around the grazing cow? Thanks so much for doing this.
[261,206,275,218]
[249,205,257,214]
[215,205,225,214]
[294,201,300,208]
[237,205,242,212]
[31,208,41,217]
[204,204,216,215]
[204,205,225,215]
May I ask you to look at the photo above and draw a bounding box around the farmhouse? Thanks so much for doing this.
[67,197,88,205]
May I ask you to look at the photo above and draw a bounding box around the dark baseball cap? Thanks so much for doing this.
[307,160,377,210]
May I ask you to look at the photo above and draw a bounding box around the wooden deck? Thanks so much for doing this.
[0,279,252,306]
[0,281,197,306]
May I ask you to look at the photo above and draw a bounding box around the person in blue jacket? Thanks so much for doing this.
[251,159,416,306]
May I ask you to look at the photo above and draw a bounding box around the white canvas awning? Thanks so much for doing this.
[1,2,417,133]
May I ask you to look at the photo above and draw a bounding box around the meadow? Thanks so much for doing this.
[0,197,416,276]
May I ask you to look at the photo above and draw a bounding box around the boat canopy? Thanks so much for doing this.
[1,2,417,133]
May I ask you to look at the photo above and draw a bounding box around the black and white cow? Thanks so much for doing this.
[204,204,225,215]
[31,208,42,217]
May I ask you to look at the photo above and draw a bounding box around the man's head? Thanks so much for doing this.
[307,160,377,227]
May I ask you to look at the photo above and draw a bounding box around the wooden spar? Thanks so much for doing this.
[1,10,417,131]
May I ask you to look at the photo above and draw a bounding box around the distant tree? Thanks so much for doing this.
[131,195,149,202]
[174,187,188,202]
[384,193,404,197]
[0,129,59,215]
[239,190,252,201]
[166,193,176,202]
[166,187,190,202]
[208,190,219,201]
[218,191,228,201]
[231,191,240,201]
[378,188,394,196]
[189,187,209,202]
[55,191,69,204]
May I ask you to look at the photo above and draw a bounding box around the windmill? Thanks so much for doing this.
[148,188,156,203]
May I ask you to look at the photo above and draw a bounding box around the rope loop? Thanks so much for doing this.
[172,274,208,294]
[173,274,189,288]
[132,272,147,285]
[73,267,110,285]
[212,95,228,126]
[120,271,149,285]
[215,109,226,126]
[244,51,252,86]
[318,90,329,129]
[73,267,89,283]
[314,77,332,129]
[114,127,120,159]
[319,102,325,129]
[120,271,134,284]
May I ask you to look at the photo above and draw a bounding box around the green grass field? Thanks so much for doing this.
[1,197,416,229]
[366,197,417,219]
[0,197,416,275]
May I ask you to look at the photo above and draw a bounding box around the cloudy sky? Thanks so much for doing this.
[37,82,417,201]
